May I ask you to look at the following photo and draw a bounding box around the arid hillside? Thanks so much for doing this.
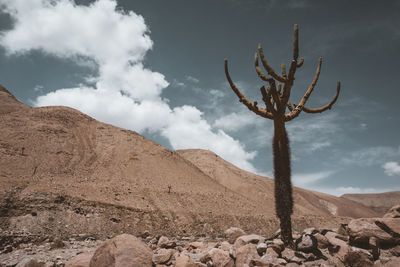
[177,149,378,219]
[0,85,380,243]
[341,191,400,215]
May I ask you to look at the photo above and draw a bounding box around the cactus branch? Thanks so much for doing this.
[281,64,287,80]
[254,52,273,82]
[258,44,286,83]
[225,59,273,119]
[297,58,304,68]
[302,81,341,113]
[261,86,276,115]
[293,24,299,61]
[285,57,322,121]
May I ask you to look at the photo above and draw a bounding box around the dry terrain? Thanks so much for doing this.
[0,85,389,249]
[341,191,400,215]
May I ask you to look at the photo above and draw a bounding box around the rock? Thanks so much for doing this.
[65,253,93,267]
[89,234,153,267]
[220,241,231,252]
[314,233,329,249]
[267,239,284,255]
[16,258,46,267]
[249,258,273,266]
[384,205,400,218]
[295,234,317,253]
[281,248,304,264]
[235,244,260,267]
[174,255,197,267]
[158,236,177,249]
[324,231,350,261]
[303,227,318,235]
[343,250,373,267]
[224,227,246,244]
[264,247,279,258]
[208,248,234,267]
[381,257,400,267]
[152,249,173,264]
[188,242,206,250]
[233,234,265,255]
[388,245,400,256]
[50,238,65,249]
[348,218,400,247]
[256,242,267,255]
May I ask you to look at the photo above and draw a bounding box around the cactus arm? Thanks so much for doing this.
[286,101,294,112]
[254,52,273,82]
[225,59,274,119]
[260,86,276,115]
[293,24,299,61]
[297,58,304,68]
[281,64,287,80]
[284,57,322,121]
[302,81,341,113]
[258,44,286,83]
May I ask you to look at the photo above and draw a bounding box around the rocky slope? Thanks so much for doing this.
[0,85,381,247]
[341,191,400,216]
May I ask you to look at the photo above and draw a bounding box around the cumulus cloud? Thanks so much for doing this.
[382,161,400,176]
[0,0,257,172]
[213,112,263,132]
[341,146,400,166]
[292,171,334,188]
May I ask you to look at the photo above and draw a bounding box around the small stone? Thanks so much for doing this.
[303,227,318,235]
[314,233,329,249]
[224,227,246,244]
[256,243,268,255]
[16,258,46,267]
[152,249,173,264]
[343,250,373,267]
[220,241,231,252]
[295,234,318,253]
[158,236,176,248]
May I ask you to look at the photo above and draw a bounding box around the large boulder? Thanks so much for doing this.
[324,231,350,262]
[224,227,246,244]
[208,248,234,267]
[174,255,197,267]
[235,244,260,266]
[66,253,93,267]
[89,234,153,267]
[384,205,400,218]
[347,218,400,247]
[343,249,373,267]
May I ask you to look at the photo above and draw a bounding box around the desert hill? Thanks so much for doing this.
[176,149,378,218]
[0,85,381,244]
[341,191,400,215]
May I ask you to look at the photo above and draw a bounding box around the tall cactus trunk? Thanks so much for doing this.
[273,118,294,248]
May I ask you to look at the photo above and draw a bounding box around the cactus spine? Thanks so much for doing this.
[224,24,341,248]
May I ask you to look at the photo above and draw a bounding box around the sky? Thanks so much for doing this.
[0,0,399,196]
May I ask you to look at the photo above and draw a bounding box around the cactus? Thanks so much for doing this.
[224,24,341,248]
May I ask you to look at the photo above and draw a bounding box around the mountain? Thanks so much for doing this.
[176,149,378,219]
[341,191,400,215]
[0,85,380,243]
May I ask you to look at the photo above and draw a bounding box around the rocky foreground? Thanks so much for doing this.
[1,206,399,267]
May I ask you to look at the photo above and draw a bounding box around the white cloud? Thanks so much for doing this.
[162,106,257,172]
[213,112,263,132]
[292,171,334,187]
[341,146,400,166]
[382,161,400,176]
[0,0,258,172]
[186,75,199,83]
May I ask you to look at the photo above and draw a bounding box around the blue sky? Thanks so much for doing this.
[0,0,399,196]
